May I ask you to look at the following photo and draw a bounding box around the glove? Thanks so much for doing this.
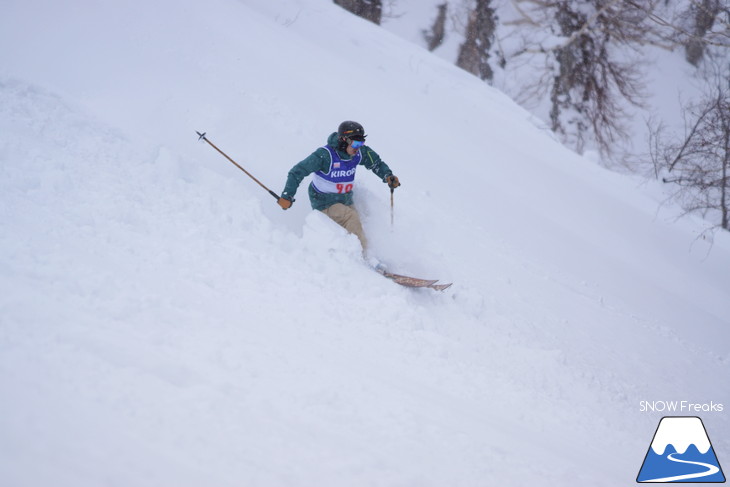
[385,174,400,189]
[277,197,293,210]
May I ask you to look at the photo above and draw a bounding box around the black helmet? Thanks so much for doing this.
[338,120,366,141]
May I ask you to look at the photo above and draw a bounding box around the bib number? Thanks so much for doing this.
[336,183,353,194]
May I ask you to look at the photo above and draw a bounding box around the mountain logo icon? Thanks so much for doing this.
[637,416,726,483]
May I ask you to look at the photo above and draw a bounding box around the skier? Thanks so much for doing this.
[277,121,400,252]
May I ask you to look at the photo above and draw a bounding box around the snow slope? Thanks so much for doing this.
[1,1,729,486]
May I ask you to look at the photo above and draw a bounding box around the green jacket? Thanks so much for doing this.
[281,132,394,211]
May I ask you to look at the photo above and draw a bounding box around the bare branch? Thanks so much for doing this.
[624,0,730,48]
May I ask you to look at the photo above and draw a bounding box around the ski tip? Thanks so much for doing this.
[430,282,453,291]
[196,131,207,141]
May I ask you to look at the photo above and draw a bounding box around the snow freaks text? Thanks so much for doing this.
[640,401,724,413]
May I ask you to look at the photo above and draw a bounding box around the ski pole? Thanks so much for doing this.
[390,187,394,228]
[196,131,279,201]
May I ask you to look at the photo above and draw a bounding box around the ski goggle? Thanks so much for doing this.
[349,138,365,149]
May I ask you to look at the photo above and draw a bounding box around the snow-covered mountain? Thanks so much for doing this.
[638,417,725,482]
[1,1,728,486]
[651,417,712,455]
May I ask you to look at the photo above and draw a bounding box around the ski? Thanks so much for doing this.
[377,269,453,291]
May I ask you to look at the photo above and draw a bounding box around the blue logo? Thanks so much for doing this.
[637,416,725,483]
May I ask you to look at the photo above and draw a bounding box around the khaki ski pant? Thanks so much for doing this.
[321,203,367,251]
